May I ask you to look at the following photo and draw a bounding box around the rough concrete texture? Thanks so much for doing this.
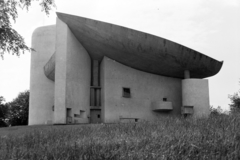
[54,18,91,124]
[29,25,55,125]
[182,79,210,117]
[57,12,223,79]
[100,57,182,123]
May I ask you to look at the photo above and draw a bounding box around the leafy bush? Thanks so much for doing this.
[0,120,7,128]
[0,96,8,128]
[210,106,223,116]
[229,80,240,113]
[0,91,29,127]
[229,93,240,113]
[3,90,29,126]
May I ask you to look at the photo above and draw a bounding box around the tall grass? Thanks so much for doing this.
[0,114,240,160]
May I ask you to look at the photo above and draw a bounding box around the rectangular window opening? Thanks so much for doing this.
[123,87,131,98]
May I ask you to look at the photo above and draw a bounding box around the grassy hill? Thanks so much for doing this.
[0,115,240,160]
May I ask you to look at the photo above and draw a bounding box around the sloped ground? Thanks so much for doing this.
[0,115,240,160]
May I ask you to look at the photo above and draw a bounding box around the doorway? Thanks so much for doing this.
[90,109,101,123]
[66,108,72,124]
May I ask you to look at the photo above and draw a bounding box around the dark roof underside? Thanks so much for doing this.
[57,12,223,79]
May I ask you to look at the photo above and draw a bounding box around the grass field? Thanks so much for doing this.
[0,115,240,160]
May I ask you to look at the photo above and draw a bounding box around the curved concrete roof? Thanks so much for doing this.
[57,12,223,79]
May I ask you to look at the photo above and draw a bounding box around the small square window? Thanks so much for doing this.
[163,98,167,101]
[123,87,131,98]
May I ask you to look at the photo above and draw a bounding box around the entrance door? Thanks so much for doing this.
[66,108,72,124]
[90,109,101,123]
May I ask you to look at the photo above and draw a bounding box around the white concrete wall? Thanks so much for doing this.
[54,18,68,124]
[100,57,182,123]
[65,21,91,124]
[100,58,106,122]
[29,25,55,125]
[182,79,210,117]
[54,18,91,124]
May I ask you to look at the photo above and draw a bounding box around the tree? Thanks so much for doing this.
[229,80,240,113]
[7,90,29,126]
[229,93,240,113]
[0,0,55,58]
[0,96,8,127]
[210,106,223,116]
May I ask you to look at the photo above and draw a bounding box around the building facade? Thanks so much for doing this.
[29,13,223,125]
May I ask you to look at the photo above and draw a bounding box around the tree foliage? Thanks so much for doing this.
[0,90,30,127]
[210,106,223,116]
[0,0,55,57]
[229,80,240,113]
[229,93,240,113]
[0,96,8,127]
[6,90,29,126]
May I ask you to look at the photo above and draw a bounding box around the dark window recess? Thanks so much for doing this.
[98,114,100,118]
[123,88,131,98]
[163,98,167,101]
[74,114,80,118]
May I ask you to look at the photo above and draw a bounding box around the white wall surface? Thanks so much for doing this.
[29,25,55,125]
[65,22,91,123]
[54,18,68,124]
[182,79,210,117]
[101,57,182,123]
[54,18,91,124]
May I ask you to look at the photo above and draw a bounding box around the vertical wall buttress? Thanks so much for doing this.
[54,18,91,124]
[90,60,101,107]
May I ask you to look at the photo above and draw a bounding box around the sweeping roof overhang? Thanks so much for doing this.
[57,12,223,79]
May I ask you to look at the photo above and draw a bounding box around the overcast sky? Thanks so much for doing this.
[0,0,239,111]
